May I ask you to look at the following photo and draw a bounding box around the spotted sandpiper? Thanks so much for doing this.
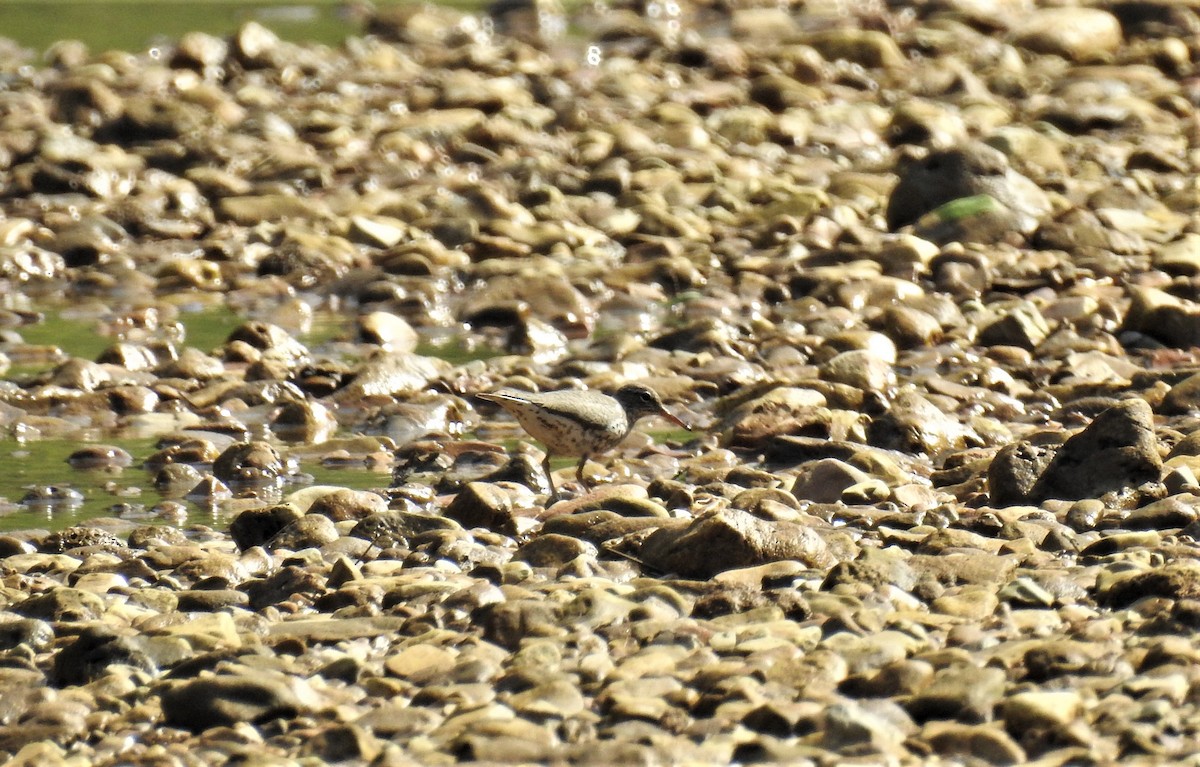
[476,383,688,502]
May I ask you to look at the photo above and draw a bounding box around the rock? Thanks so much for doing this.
[229,505,303,551]
[357,310,418,350]
[1123,286,1200,348]
[823,547,918,592]
[639,508,837,577]
[349,511,463,548]
[65,444,133,470]
[1029,399,1161,503]
[385,644,457,682]
[1000,691,1082,731]
[869,389,975,454]
[271,399,339,443]
[0,619,54,652]
[13,588,105,622]
[1010,8,1122,63]
[914,194,1032,246]
[887,143,1051,235]
[444,482,520,535]
[161,673,319,732]
[791,459,876,503]
[331,351,445,402]
[231,21,283,67]
[128,525,189,548]
[806,29,907,70]
[820,349,895,393]
[212,440,287,485]
[50,625,155,686]
[1124,496,1198,529]
[821,699,914,754]
[302,723,383,762]
[244,566,326,610]
[978,303,1050,350]
[924,721,1027,765]
[1096,563,1200,608]
[175,589,251,611]
[271,514,340,550]
[1154,234,1200,276]
[841,659,934,699]
[510,678,586,719]
[539,510,673,544]
[303,488,390,521]
[474,600,567,650]
[988,442,1055,507]
[1160,371,1200,414]
[906,665,1006,723]
[513,534,597,568]
[267,617,407,644]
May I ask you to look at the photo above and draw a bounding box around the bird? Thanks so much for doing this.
[476,383,688,502]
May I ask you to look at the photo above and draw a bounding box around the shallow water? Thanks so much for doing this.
[0,298,506,531]
[0,434,392,533]
[0,0,365,53]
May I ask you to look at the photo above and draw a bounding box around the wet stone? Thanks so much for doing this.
[39,526,125,554]
[906,665,1007,724]
[0,619,54,652]
[12,588,106,623]
[444,482,520,536]
[160,673,318,732]
[50,625,155,687]
[639,507,838,577]
[304,488,389,522]
[269,514,340,551]
[229,505,304,551]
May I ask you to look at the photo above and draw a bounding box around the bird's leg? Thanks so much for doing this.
[576,454,590,489]
[542,452,559,503]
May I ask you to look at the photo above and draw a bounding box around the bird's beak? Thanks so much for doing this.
[659,409,690,431]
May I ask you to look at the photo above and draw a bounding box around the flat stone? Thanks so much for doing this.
[161,672,321,732]
[267,616,409,643]
[905,665,1006,723]
[385,644,457,681]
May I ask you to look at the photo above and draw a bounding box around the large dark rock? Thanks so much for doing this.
[161,673,315,732]
[13,588,105,622]
[987,442,1055,507]
[639,508,837,578]
[886,142,1050,235]
[444,482,519,535]
[1122,286,1200,349]
[988,400,1161,506]
[51,625,155,687]
[244,566,326,611]
[271,514,340,551]
[1029,399,1161,503]
[0,618,53,652]
[229,505,303,551]
[305,488,389,522]
[905,665,1006,724]
[349,511,463,549]
[213,440,286,485]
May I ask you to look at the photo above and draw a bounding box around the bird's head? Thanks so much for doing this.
[614,384,688,429]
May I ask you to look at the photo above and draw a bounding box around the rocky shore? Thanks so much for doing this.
[4,0,1200,764]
